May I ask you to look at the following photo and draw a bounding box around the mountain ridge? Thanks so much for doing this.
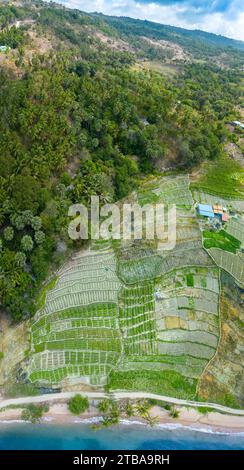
[92,12,244,51]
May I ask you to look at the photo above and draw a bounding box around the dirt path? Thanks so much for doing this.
[0,391,243,416]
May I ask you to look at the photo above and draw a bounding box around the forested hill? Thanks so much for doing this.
[1,1,244,66]
[0,0,243,320]
[98,13,244,52]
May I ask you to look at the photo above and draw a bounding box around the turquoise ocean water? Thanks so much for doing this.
[0,422,244,450]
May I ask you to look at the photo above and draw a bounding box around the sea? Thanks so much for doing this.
[0,421,244,450]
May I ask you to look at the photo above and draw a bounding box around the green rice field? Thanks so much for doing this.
[27,174,243,400]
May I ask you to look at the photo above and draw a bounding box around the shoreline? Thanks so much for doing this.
[0,403,244,435]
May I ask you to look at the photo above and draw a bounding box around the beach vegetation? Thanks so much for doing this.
[0,1,243,411]
[169,406,180,418]
[95,399,121,428]
[164,404,171,411]
[197,406,213,414]
[146,414,160,427]
[97,398,112,414]
[136,399,152,418]
[124,400,135,417]
[68,395,89,415]
[21,403,49,424]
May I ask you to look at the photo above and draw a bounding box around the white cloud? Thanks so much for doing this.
[57,0,244,41]
[199,11,244,41]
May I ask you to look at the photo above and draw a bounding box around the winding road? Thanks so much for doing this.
[0,391,244,416]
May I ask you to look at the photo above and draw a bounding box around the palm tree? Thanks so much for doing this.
[124,400,134,417]
[136,399,151,418]
[97,398,111,414]
[145,414,159,428]
[169,406,180,418]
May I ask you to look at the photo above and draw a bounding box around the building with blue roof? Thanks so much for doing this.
[197,204,214,218]
[232,121,244,130]
[0,45,10,53]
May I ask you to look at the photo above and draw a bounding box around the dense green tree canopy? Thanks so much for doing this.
[0,1,243,319]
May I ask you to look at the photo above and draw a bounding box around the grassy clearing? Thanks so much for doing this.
[36,277,58,311]
[191,156,244,199]
[107,370,197,400]
[133,61,181,77]
[203,230,241,253]
[198,390,241,409]
[4,383,40,398]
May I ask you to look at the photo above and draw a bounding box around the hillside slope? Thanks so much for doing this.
[0,1,243,408]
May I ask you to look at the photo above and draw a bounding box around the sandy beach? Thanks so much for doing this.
[0,402,244,434]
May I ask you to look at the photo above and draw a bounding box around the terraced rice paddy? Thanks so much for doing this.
[118,201,213,284]
[29,251,123,386]
[28,174,243,400]
[207,249,244,287]
[154,267,219,373]
[192,190,244,213]
[226,218,244,245]
[119,282,158,356]
[108,266,220,398]
[138,175,193,207]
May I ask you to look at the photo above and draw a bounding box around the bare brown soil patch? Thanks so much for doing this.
[198,274,244,407]
[141,36,191,63]
[0,315,30,387]
[94,31,134,54]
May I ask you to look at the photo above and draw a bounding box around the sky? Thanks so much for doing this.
[56,0,244,41]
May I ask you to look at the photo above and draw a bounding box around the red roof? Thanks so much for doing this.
[222,213,229,222]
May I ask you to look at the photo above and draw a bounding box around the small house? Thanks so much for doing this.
[232,121,244,130]
[0,45,9,53]
[221,213,229,223]
[197,204,214,218]
[213,204,223,215]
